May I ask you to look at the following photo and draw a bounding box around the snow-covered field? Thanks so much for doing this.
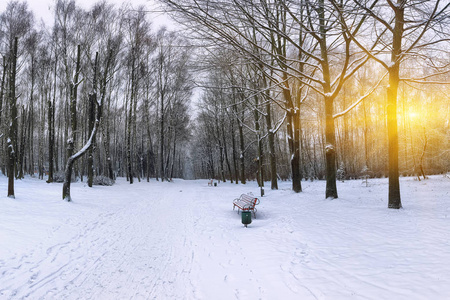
[0,175,449,300]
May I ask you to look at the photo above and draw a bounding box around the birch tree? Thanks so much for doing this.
[0,1,34,197]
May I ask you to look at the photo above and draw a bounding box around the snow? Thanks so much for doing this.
[325,144,335,153]
[1,175,449,299]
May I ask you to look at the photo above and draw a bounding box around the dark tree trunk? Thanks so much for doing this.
[159,93,165,182]
[283,85,302,193]
[253,96,264,188]
[386,2,404,209]
[7,38,18,198]
[63,52,105,201]
[231,119,239,184]
[238,109,246,184]
[87,83,95,187]
[325,96,338,198]
[221,118,233,183]
[67,44,81,178]
[387,74,401,208]
[127,61,135,184]
[170,132,177,180]
[17,105,26,179]
[266,100,278,190]
[47,96,54,182]
[0,57,7,176]
[47,56,57,183]
[0,57,6,124]
[319,0,337,199]
[27,102,34,175]
[63,45,82,201]
[87,54,98,187]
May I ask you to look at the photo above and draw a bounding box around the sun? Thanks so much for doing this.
[408,112,418,119]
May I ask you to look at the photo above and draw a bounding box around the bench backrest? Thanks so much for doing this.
[240,194,259,206]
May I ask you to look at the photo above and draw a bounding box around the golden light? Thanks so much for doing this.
[408,112,418,119]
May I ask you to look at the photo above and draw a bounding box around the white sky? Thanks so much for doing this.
[0,0,173,29]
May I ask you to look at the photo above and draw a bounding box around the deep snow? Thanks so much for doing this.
[0,175,449,299]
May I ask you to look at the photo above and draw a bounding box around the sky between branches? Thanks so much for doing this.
[0,0,171,28]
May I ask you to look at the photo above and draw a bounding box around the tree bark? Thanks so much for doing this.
[17,105,26,179]
[66,44,81,181]
[253,95,264,187]
[63,52,105,201]
[7,37,18,198]
[0,57,6,176]
[325,96,338,198]
[387,76,401,208]
[47,54,57,183]
[87,81,96,187]
[387,2,404,209]
[266,99,278,190]
[62,45,81,200]
[238,110,246,184]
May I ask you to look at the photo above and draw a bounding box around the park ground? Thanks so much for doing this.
[0,174,449,299]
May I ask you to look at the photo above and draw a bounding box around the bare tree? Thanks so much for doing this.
[333,0,450,208]
[6,37,18,198]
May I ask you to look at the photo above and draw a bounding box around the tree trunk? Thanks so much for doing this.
[146,119,155,182]
[387,2,404,209]
[7,38,18,198]
[87,85,95,187]
[325,95,338,198]
[159,92,165,181]
[67,45,81,179]
[221,118,233,183]
[387,74,401,208]
[0,57,6,125]
[170,131,177,180]
[283,86,302,193]
[231,118,239,184]
[87,52,98,187]
[63,45,81,200]
[47,56,57,183]
[17,105,26,179]
[63,52,103,201]
[47,92,54,182]
[266,100,278,190]
[127,77,135,184]
[238,108,246,184]
[0,57,6,176]
[253,96,264,187]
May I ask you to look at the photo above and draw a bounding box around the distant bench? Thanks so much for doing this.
[233,194,260,217]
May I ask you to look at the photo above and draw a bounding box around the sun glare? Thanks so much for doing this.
[408,112,418,119]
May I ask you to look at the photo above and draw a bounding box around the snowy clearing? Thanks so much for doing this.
[0,175,449,299]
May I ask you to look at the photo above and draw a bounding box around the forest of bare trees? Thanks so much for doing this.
[0,0,449,207]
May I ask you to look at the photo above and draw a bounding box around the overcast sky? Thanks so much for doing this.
[0,0,172,28]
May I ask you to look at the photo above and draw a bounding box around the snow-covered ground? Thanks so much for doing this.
[0,174,449,300]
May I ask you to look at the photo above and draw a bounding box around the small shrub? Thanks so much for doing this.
[93,175,115,186]
[53,171,76,183]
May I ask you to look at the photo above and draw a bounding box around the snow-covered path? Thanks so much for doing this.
[1,175,449,299]
[1,180,200,299]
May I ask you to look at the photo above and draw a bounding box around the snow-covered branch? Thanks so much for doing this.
[333,71,388,119]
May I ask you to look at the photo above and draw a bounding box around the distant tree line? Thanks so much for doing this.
[0,0,449,207]
[0,0,193,200]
